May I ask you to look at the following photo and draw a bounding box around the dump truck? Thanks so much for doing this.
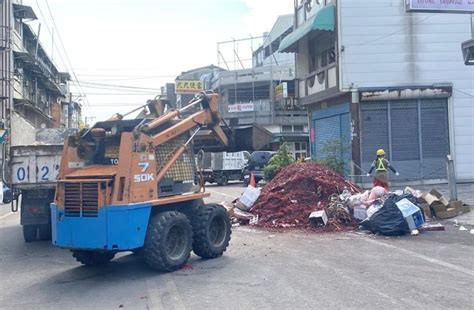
[197,151,250,185]
[10,128,77,242]
[51,93,270,271]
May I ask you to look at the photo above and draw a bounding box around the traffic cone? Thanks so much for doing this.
[249,173,256,187]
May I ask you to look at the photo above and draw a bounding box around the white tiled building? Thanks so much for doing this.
[280,0,474,182]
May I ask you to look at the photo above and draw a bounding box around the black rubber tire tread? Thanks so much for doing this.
[72,250,115,266]
[144,211,193,272]
[216,174,229,186]
[23,225,37,242]
[192,204,231,259]
[38,225,52,241]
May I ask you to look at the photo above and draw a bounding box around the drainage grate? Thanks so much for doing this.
[64,182,99,217]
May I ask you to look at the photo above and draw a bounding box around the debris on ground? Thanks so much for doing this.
[419,223,445,232]
[222,162,469,237]
[309,210,328,227]
[237,186,261,211]
[251,163,361,230]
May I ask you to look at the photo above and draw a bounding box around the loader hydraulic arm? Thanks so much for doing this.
[136,93,229,186]
[138,93,228,149]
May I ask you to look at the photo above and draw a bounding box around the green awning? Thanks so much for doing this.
[279,4,335,53]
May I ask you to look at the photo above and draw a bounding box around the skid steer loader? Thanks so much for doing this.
[50,92,271,271]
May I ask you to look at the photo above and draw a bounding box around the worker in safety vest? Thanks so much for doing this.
[366,149,399,191]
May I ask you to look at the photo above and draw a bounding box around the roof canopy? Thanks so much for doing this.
[13,4,37,20]
[279,4,335,53]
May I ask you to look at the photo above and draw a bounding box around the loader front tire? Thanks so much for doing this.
[192,204,231,259]
[38,224,52,241]
[72,250,115,266]
[23,225,37,242]
[144,211,193,272]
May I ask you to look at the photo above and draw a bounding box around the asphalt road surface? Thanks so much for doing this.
[1,183,473,309]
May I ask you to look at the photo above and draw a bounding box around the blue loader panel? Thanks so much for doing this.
[51,203,152,251]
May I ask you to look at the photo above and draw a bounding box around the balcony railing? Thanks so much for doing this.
[297,64,337,98]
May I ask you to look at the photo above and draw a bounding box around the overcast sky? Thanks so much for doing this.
[24,0,293,122]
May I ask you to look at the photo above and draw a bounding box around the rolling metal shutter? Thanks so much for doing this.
[314,115,340,160]
[361,99,449,181]
[311,103,351,173]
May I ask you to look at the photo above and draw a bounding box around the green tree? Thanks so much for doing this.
[317,140,347,175]
[264,143,295,181]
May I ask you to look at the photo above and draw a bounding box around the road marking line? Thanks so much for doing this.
[0,212,14,220]
[361,236,474,277]
[163,274,186,310]
[146,278,165,310]
[206,188,236,199]
[146,275,186,310]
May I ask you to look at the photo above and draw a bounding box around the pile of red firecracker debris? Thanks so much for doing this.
[250,162,360,231]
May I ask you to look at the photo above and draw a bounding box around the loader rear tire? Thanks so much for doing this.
[72,250,115,266]
[144,211,192,272]
[192,204,231,259]
[23,225,37,242]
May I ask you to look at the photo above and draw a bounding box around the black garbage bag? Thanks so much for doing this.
[361,194,411,236]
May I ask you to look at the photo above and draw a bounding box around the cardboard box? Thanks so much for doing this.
[460,205,471,214]
[435,208,458,219]
[448,200,463,212]
[429,189,449,207]
[422,193,440,206]
[309,210,328,227]
[404,186,423,198]
[238,186,261,210]
[404,186,416,195]
[431,201,448,213]
[419,203,433,219]
[396,198,425,230]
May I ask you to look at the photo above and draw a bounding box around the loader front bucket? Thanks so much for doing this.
[193,124,273,153]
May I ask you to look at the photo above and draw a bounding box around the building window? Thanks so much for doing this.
[293,125,304,132]
[287,142,308,160]
[282,125,293,132]
[228,84,269,104]
[281,125,306,132]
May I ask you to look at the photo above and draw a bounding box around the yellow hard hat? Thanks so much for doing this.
[376,149,386,156]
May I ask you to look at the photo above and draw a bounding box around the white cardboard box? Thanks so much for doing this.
[238,186,261,210]
[396,198,425,230]
[309,210,328,226]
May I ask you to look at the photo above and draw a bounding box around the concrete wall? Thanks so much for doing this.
[339,0,474,181]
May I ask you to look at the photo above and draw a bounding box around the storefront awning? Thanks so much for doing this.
[13,4,37,20]
[279,4,335,53]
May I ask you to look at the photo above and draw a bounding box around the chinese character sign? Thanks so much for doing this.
[175,80,204,94]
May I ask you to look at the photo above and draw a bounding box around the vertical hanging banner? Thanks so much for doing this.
[406,0,474,13]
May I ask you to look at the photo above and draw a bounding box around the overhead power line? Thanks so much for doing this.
[42,0,95,117]
[74,81,162,92]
